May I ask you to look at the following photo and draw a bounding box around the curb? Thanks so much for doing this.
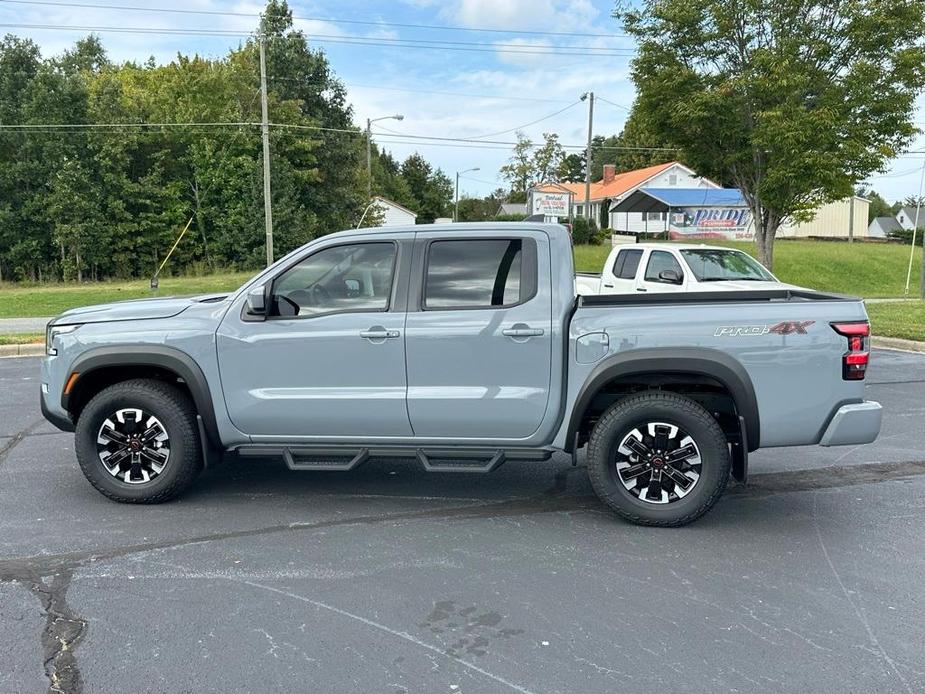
[0,344,45,358]
[871,336,925,353]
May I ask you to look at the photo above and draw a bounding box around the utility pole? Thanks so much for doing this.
[259,36,274,267]
[454,171,460,223]
[904,160,925,296]
[583,91,594,220]
[366,114,404,201]
[848,192,855,244]
[454,167,480,222]
[366,118,372,201]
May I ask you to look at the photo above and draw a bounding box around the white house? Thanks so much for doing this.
[896,206,925,231]
[530,161,719,231]
[372,196,417,226]
[868,216,902,238]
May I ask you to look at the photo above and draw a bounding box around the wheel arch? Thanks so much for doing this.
[565,348,760,453]
[61,345,221,449]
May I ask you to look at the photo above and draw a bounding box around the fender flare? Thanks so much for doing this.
[565,347,760,452]
[61,345,221,449]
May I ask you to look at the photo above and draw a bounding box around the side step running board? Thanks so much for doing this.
[416,449,506,474]
[236,445,549,473]
[283,448,369,472]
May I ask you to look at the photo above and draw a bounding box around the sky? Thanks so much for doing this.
[2,0,924,206]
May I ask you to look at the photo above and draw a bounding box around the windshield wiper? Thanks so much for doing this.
[699,277,766,282]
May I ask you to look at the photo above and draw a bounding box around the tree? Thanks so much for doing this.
[400,153,452,223]
[0,3,455,281]
[500,131,534,194]
[620,0,925,269]
[257,0,365,244]
[456,188,509,222]
[532,132,565,183]
[609,109,676,173]
[856,187,893,223]
[557,152,585,182]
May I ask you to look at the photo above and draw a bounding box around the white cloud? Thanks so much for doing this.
[492,38,552,66]
[449,0,599,32]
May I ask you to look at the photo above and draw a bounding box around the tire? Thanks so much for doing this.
[75,379,203,503]
[586,391,730,527]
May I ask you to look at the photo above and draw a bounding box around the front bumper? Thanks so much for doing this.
[40,391,74,432]
[819,401,882,447]
[40,356,74,432]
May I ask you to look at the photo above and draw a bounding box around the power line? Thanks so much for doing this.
[371,132,680,151]
[868,165,925,179]
[264,75,581,105]
[330,83,575,105]
[595,95,632,112]
[0,121,684,153]
[371,102,587,143]
[468,100,583,139]
[0,0,631,39]
[459,174,502,186]
[0,22,637,57]
[0,121,262,129]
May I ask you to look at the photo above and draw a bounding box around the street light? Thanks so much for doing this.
[455,167,480,222]
[366,114,404,200]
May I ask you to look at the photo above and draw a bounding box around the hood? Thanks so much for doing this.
[696,280,801,292]
[52,293,229,326]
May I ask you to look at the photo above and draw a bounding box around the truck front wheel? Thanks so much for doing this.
[74,379,204,503]
[586,391,730,526]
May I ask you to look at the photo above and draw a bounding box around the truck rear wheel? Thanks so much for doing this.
[75,379,203,503]
[586,391,730,527]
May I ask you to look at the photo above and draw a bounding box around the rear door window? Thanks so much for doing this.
[424,239,535,309]
[612,249,643,279]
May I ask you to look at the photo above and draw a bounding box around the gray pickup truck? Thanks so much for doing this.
[41,223,881,526]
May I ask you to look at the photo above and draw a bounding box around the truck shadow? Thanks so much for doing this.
[191,452,590,503]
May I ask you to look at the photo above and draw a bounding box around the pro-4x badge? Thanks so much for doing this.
[714,321,814,337]
[769,320,815,335]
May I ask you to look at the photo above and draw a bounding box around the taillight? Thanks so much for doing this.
[831,322,870,380]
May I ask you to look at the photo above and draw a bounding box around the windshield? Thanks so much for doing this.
[679,249,776,282]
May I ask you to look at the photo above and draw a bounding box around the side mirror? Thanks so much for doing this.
[658,269,683,285]
[245,285,267,317]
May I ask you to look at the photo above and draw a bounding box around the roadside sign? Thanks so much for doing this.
[532,192,570,218]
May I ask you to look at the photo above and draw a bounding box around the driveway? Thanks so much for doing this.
[1,349,924,693]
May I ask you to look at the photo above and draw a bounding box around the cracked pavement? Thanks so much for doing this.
[1,350,924,693]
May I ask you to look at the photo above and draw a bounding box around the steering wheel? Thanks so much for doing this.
[307,284,332,306]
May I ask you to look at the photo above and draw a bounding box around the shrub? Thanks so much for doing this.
[571,217,592,244]
[887,228,924,246]
[591,225,610,246]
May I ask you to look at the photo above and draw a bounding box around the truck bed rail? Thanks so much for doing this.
[578,288,857,307]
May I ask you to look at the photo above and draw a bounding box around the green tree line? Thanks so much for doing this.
[0,1,452,283]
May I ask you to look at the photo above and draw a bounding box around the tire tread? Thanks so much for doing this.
[76,378,202,504]
[586,391,729,527]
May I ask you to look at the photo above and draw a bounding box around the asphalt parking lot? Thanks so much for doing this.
[1,349,924,694]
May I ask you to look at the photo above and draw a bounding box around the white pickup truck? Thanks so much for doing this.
[576,242,797,295]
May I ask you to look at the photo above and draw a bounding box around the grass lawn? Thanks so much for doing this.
[0,332,43,345]
[0,241,923,342]
[573,239,923,298]
[0,271,253,319]
[865,301,925,342]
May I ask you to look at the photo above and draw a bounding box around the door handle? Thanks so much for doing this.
[604,284,614,288]
[636,288,647,292]
[360,328,400,340]
[502,327,544,338]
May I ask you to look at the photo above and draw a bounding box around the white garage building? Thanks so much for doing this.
[371,196,417,226]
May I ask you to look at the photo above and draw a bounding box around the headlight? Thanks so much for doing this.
[45,324,80,356]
